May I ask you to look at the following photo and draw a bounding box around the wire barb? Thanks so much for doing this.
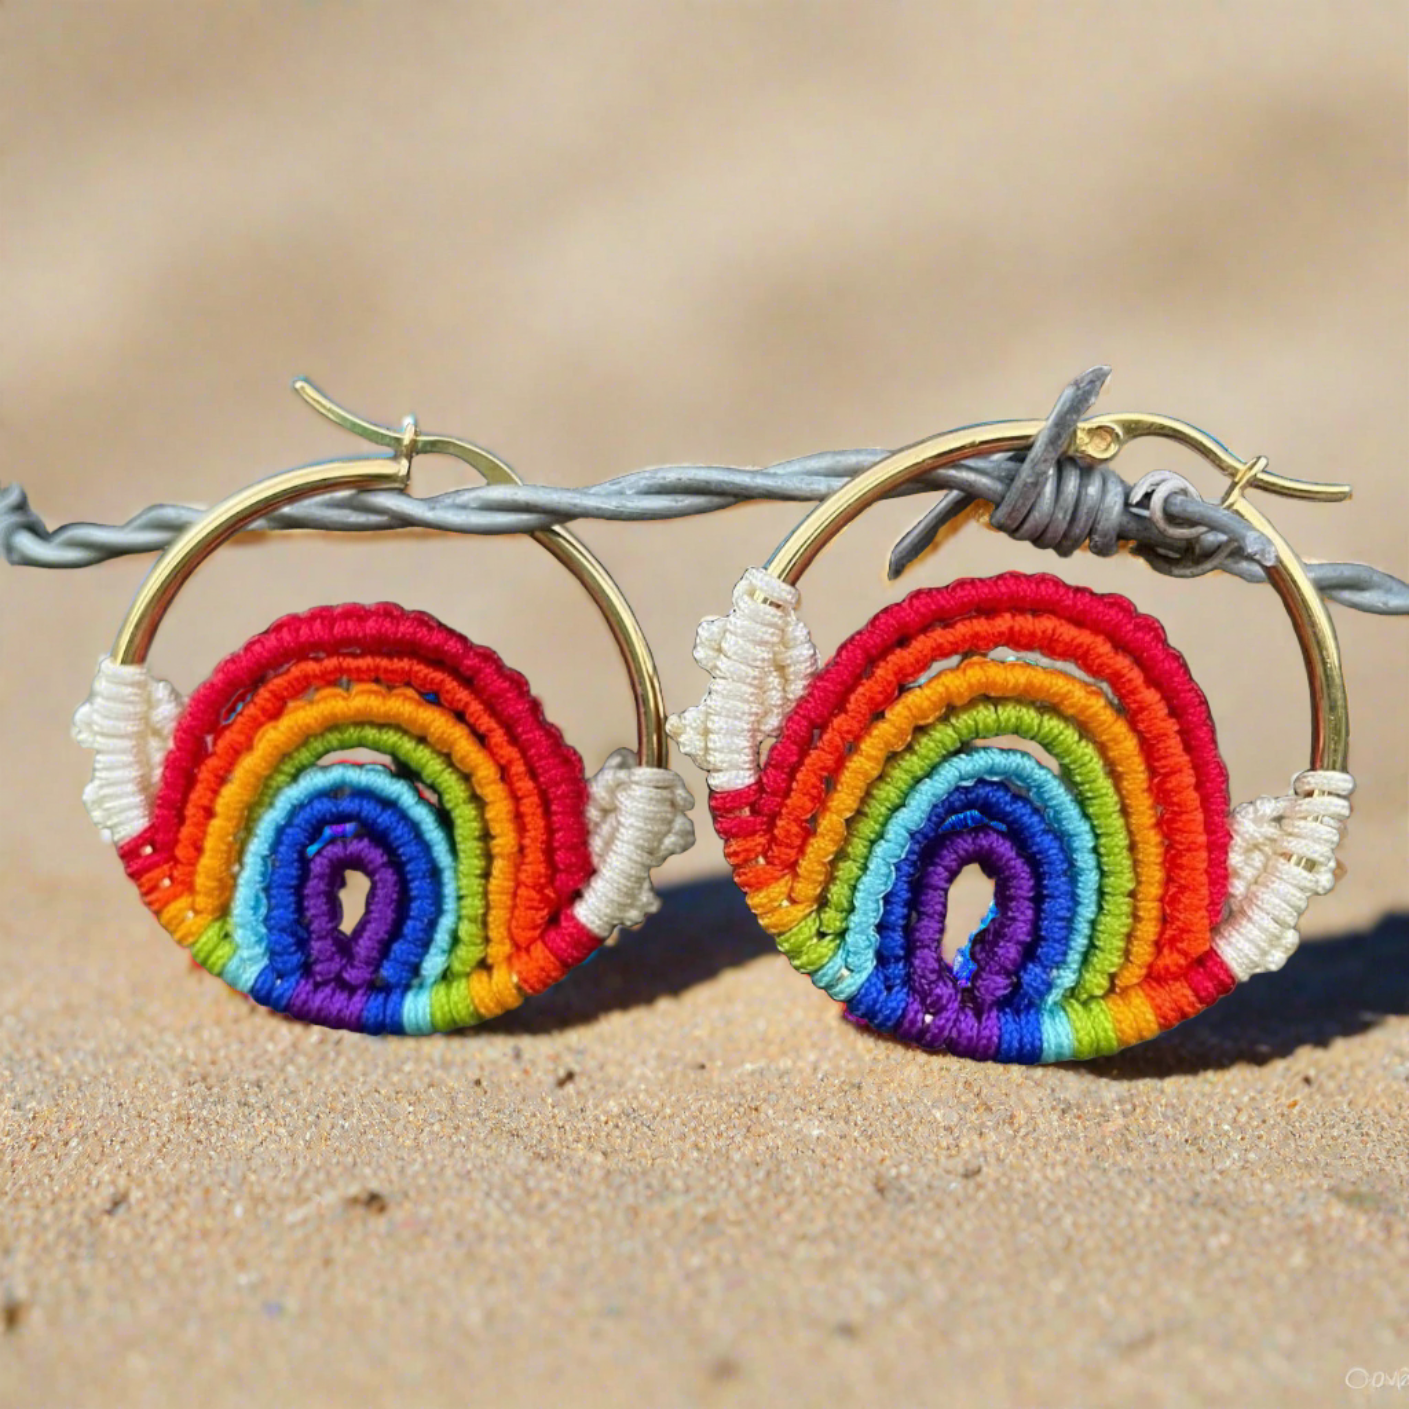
[888,366,1115,580]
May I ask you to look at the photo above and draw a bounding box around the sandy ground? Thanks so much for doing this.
[1,4,1405,1406]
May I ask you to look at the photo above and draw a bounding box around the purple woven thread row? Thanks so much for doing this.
[893,828,1037,1057]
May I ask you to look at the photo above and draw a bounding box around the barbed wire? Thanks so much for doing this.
[2,371,1406,615]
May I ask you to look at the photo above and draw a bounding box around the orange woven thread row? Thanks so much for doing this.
[156,654,558,944]
[753,573,1229,920]
[757,616,1214,984]
[131,602,591,898]
[703,574,1233,1061]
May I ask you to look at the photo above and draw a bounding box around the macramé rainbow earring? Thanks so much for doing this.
[668,371,1356,1063]
[73,384,693,1034]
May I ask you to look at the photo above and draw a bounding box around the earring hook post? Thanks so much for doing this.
[293,378,412,456]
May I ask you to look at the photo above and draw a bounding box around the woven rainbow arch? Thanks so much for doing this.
[671,569,1354,1063]
[75,602,693,1034]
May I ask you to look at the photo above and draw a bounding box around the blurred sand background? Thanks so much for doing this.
[1,3,1406,1406]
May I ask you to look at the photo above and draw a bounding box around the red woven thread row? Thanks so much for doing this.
[516,912,602,994]
[755,612,1216,980]
[158,653,569,940]
[754,573,1230,924]
[131,604,592,909]
[120,606,594,957]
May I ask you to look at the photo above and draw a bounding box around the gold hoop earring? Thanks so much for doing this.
[75,385,693,1034]
[670,405,1352,1062]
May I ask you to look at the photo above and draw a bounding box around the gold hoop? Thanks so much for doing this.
[111,380,669,769]
[764,411,1350,773]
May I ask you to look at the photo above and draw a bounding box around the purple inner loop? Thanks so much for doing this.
[301,833,404,990]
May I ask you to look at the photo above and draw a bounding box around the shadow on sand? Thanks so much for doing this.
[486,875,774,1036]
[490,877,1408,1075]
[1078,911,1409,1078]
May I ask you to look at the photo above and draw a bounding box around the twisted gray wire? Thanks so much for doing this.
[2,383,1406,614]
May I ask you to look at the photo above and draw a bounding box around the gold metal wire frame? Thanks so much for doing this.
[111,381,670,770]
[764,412,1351,773]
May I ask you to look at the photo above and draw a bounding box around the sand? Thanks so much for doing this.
[1,4,1406,1406]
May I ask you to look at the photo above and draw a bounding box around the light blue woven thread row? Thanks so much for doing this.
[225,764,459,1035]
[813,749,1100,1062]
